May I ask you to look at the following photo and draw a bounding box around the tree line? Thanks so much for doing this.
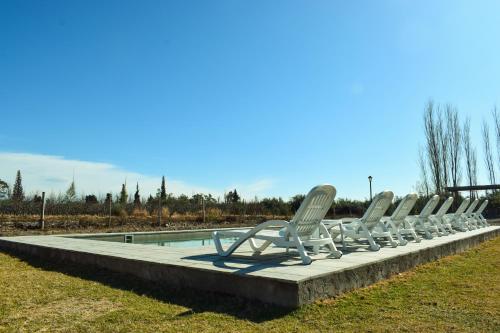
[0,171,374,219]
[418,101,499,199]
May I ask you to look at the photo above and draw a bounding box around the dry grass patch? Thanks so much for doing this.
[0,237,499,332]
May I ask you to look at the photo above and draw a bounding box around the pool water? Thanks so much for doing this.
[70,230,239,249]
[135,237,237,248]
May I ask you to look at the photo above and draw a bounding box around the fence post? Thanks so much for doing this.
[158,196,162,227]
[242,199,246,223]
[108,194,112,228]
[39,192,45,230]
[202,196,206,223]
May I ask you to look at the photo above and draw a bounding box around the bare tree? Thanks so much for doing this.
[445,106,461,190]
[424,101,443,193]
[418,146,430,196]
[482,120,496,187]
[493,106,500,172]
[472,149,478,198]
[437,109,449,190]
[463,118,478,199]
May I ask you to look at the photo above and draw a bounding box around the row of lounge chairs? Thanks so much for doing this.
[212,184,490,265]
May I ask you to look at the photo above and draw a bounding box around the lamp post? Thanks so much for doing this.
[368,176,373,201]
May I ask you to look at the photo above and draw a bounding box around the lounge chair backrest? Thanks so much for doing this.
[419,195,440,218]
[465,199,479,214]
[475,200,488,215]
[454,198,471,215]
[435,197,454,217]
[291,184,336,237]
[390,193,418,224]
[362,191,394,229]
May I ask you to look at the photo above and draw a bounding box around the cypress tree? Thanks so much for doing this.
[12,170,24,202]
[160,176,167,203]
[119,183,128,205]
[134,183,141,207]
[105,193,113,205]
[66,180,76,201]
[232,189,240,203]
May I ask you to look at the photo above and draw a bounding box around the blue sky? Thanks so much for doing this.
[1,0,499,200]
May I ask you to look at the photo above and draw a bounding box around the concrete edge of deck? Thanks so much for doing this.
[0,236,301,307]
[297,228,500,305]
[1,227,499,308]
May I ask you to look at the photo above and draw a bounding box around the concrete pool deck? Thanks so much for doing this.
[1,226,499,307]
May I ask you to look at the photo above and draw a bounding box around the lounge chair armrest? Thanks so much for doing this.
[322,219,342,226]
[215,230,251,238]
[405,216,416,222]
[340,217,356,224]
[264,220,289,226]
[216,220,289,238]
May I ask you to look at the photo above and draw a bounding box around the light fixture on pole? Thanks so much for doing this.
[368,176,373,201]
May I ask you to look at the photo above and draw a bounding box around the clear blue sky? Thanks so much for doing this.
[1,0,499,199]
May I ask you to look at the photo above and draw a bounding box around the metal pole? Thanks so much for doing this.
[369,181,372,201]
[368,176,373,201]
[40,192,45,230]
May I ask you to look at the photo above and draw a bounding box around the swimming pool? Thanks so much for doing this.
[68,229,240,248]
[125,235,237,248]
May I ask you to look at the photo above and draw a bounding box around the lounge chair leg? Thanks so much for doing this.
[438,224,449,236]
[290,228,312,265]
[212,231,225,256]
[397,232,408,246]
[360,225,380,251]
[411,229,421,243]
[368,239,380,251]
[330,249,343,258]
[388,221,407,246]
[381,224,398,247]
[325,240,342,259]
[321,239,342,259]
[424,228,433,239]
[319,223,342,258]
[386,234,398,248]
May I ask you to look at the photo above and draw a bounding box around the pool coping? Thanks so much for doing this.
[61,226,248,238]
[1,226,499,307]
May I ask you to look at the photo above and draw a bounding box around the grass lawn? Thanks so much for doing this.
[1,237,499,333]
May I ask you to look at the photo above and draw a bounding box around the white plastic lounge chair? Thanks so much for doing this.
[212,184,341,265]
[381,193,420,245]
[428,197,454,236]
[325,191,396,251]
[443,198,470,232]
[407,195,440,239]
[470,200,489,228]
[462,199,479,230]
